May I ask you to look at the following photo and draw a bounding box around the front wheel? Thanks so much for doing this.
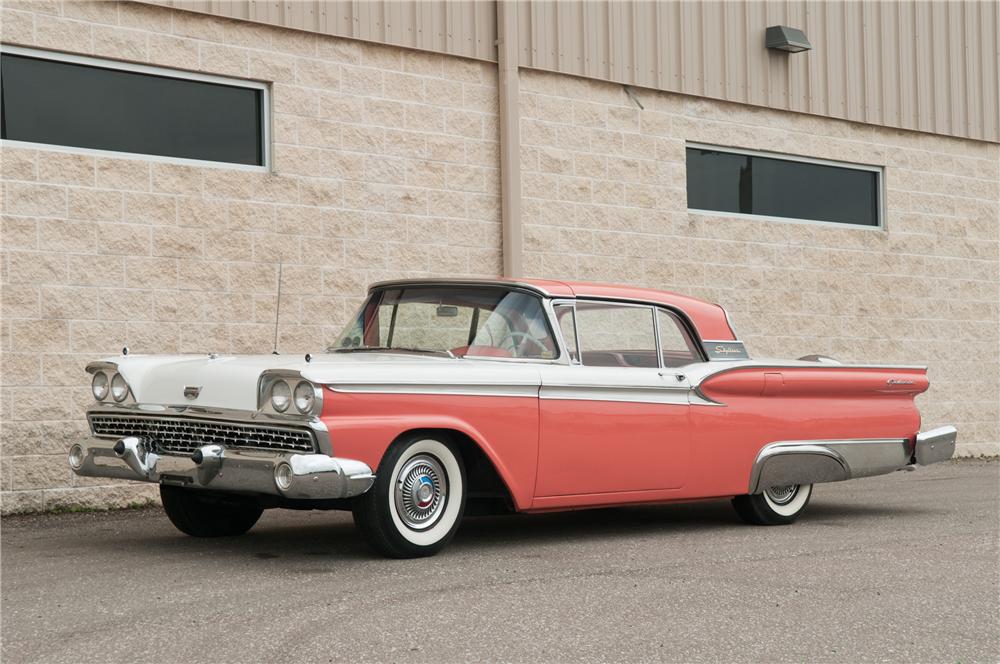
[352,434,466,558]
[159,485,263,537]
[732,483,813,525]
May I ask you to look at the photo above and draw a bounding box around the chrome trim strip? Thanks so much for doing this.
[720,306,739,341]
[329,382,696,405]
[328,384,538,398]
[87,402,332,456]
[748,437,910,493]
[85,361,120,375]
[687,360,929,390]
[689,391,724,407]
[539,385,690,405]
[369,278,556,297]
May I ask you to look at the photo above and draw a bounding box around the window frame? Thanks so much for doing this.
[685,142,886,231]
[554,298,706,370]
[552,302,580,364]
[655,306,704,367]
[0,45,271,172]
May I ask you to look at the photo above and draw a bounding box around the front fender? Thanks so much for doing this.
[321,393,538,510]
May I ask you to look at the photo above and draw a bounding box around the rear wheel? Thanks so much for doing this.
[352,434,466,558]
[732,483,812,525]
[159,485,263,537]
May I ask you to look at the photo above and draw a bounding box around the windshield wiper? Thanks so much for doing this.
[331,346,456,358]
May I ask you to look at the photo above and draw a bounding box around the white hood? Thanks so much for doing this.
[113,354,301,410]
[107,352,542,411]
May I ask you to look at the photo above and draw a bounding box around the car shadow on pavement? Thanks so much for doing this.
[55,497,935,563]
[449,499,935,550]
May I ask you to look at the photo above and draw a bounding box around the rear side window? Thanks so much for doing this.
[574,302,658,368]
[657,309,700,367]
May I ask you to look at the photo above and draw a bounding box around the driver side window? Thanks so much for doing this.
[468,291,558,359]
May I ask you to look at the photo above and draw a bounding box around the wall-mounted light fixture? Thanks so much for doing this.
[765,26,811,53]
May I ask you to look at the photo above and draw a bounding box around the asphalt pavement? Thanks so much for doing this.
[2,460,997,663]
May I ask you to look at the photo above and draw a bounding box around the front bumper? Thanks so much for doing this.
[69,437,375,500]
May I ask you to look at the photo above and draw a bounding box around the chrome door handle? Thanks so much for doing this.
[658,372,686,382]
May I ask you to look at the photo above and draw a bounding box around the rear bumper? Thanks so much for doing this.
[68,437,375,500]
[749,426,957,494]
[914,426,958,465]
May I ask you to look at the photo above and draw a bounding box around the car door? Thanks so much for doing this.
[534,300,694,497]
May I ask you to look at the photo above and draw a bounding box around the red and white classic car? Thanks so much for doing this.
[70,279,956,558]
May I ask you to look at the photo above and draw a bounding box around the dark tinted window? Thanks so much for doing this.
[1,53,264,166]
[686,147,880,227]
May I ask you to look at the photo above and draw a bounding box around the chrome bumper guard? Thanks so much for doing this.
[914,426,957,466]
[749,425,957,494]
[68,437,375,500]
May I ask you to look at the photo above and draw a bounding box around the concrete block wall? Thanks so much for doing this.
[518,69,1000,457]
[0,1,501,513]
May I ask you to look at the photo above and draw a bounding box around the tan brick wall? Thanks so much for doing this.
[0,1,501,513]
[518,69,1000,457]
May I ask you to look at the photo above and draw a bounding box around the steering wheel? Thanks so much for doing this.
[496,330,548,356]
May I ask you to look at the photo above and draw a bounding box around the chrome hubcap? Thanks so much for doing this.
[765,484,798,505]
[394,454,447,530]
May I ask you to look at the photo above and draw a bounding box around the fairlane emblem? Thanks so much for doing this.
[183,385,202,399]
[887,379,915,385]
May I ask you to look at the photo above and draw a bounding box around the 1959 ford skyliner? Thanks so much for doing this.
[70,279,956,558]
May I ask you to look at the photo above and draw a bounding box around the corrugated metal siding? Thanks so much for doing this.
[145,0,498,62]
[142,0,998,143]
[517,0,998,143]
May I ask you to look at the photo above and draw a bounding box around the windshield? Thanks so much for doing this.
[331,286,559,360]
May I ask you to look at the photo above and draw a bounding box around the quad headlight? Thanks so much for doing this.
[262,375,322,416]
[293,382,316,414]
[90,368,132,403]
[270,379,291,412]
[91,372,109,400]
[110,373,129,402]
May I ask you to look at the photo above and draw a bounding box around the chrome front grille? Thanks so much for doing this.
[88,414,316,455]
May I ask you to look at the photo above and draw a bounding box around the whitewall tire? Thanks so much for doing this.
[732,483,813,525]
[352,434,466,558]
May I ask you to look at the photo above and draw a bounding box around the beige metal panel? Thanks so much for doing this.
[980,0,1000,141]
[144,0,498,62]
[139,1,997,142]
[516,0,998,143]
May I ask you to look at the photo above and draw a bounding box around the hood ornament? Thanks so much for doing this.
[183,386,202,399]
